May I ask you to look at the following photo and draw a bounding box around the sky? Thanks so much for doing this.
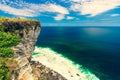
[0,0,120,26]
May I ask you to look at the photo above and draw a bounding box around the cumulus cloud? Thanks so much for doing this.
[29,4,69,14]
[0,4,36,17]
[70,0,120,16]
[1,0,120,21]
[54,14,65,20]
[0,0,69,20]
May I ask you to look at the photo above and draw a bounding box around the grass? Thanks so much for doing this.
[0,16,38,22]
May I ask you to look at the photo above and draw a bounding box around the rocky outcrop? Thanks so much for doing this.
[2,21,40,80]
[31,61,67,80]
[11,21,40,80]
[2,20,66,80]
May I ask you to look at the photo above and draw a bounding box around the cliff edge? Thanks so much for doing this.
[2,20,40,80]
[0,18,66,80]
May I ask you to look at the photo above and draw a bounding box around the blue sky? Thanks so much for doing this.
[0,0,120,26]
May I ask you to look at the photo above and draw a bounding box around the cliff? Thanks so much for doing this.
[2,20,40,80]
[0,18,66,80]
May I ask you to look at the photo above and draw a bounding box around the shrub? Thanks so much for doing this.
[0,48,13,58]
[0,62,11,80]
[0,32,20,47]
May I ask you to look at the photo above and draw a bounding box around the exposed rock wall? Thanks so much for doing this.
[2,21,66,80]
[2,21,40,80]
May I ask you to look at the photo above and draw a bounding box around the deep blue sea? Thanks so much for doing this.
[35,27,120,80]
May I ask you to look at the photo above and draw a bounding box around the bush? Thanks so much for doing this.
[0,48,13,58]
[0,32,20,47]
[0,62,11,80]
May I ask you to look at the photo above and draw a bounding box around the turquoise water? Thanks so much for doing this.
[35,27,120,80]
[32,46,100,80]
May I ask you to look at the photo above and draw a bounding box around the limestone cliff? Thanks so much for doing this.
[2,21,40,80]
[2,20,66,80]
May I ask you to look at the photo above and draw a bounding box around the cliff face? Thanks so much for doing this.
[2,21,40,80]
[2,20,66,80]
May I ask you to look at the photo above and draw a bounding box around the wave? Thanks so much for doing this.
[32,46,99,80]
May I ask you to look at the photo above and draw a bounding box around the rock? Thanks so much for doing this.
[2,21,40,80]
[31,61,67,80]
[2,20,67,80]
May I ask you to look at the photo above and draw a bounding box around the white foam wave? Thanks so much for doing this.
[32,46,100,80]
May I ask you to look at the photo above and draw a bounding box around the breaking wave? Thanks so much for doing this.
[32,46,99,80]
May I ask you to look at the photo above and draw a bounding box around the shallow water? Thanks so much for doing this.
[34,27,120,80]
[32,47,99,80]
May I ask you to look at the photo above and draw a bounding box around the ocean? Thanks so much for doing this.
[32,27,120,80]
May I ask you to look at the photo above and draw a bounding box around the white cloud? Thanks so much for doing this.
[111,14,120,17]
[66,16,75,20]
[29,4,69,15]
[0,4,36,17]
[0,1,69,20]
[54,14,65,20]
[70,0,120,16]
[1,0,120,21]
[28,3,69,20]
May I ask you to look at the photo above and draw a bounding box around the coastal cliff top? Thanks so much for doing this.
[0,16,39,23]
[0,17,40,80]
[0,16,40,33]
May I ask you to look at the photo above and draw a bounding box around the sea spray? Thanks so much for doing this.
[32,46,99,80]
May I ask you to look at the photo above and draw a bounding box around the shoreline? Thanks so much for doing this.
[32,46,99,80]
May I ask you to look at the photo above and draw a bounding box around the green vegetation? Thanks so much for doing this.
[0,16,21,80]
[0,62,12,80]
[0,32,20,47]
[0,16,27,22]
[0,16,38,22]
[0,58,18,80]
[0,48,13,58]
[0,23,4,31]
